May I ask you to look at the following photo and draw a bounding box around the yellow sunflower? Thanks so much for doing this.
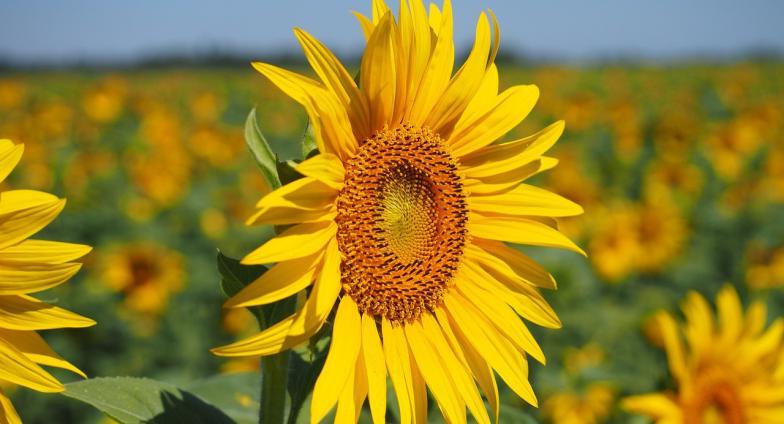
[543,383,615,424]
[213,1,584,422]
[0,140,95,423]
[623,286,784,423]
[99,243,185,316]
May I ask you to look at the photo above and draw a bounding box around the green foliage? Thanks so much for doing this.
[186,373,261,424]
[244,108,282,190]
[63,377,234,424]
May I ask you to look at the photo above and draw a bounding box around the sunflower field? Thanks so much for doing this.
[1,57,783,424]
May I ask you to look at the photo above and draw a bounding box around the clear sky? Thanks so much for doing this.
[2,0,784,65]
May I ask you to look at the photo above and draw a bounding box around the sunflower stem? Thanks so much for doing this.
[260,351,289,424]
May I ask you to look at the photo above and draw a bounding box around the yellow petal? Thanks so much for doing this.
[383,318,414,424]
[743,301,767,338]
[429,3,442,34]
[352,11,374,41]
[246,206,334,227]
[420,313,490,424]
[621,393,681,420]
[425,12,492,136]
[311,296,362,424]
[404,0,432,117]
[404,320,466,424]
[334,348,369,424]
[469,214,586,256]
[454,276,545,364]
[294,29,370,140]
[294,154,345,190]
[443,294,538,407]
[681,291,714,357]
[0,191,65,251]
[717,285,743,344]
[469,183,583,218]
[371,0,390,23]
[211,314,302,357]
[740,319,784,364]
[462,258,561,329]
[0,141,23,185]
[459,64,499,126]
[360,12,397,132]
[212,241,340,357]
[410,356,428,424]
[465,239,556,289]
[0,240,91,265]
[0,329,85,378]
[251,62,356,159]
[0,335,63,393]
[253,177,336,211]
[0,295,95,331]
[224,252,322,309]
[460,121,565,177]
[450,85,539,158]
[407,0,454,125]
[362,313,387,424]
[656,312,689,385]
[434,308,499,422]
[0,390,22,424]
[246,177,336,226]
[287,239,342,337]
[462,157,559,196]
[0,262,83,295]
[241,221,336,265]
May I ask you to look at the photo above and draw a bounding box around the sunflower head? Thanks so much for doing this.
[623,286,784,423]
[214,1,585,422]
[0,140,94,423]
[99,243,185,315]
[336,124,468,323]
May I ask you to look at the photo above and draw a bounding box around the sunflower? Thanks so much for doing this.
[543,344,615,424]
[0,139,95,423]
[99,243,185,316]
[213,1,584,422]
[543,383,615,424]
[623,286,784,423]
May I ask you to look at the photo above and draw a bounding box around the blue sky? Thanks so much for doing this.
[2,0,784,64]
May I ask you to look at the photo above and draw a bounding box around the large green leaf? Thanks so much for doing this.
[186,372,260,424]
[63,377,233,424]
[245,108,281,190]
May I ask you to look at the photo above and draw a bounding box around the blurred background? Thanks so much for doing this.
[1,1,783,422]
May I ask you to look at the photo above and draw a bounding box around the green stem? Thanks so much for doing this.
[260,351,289,424]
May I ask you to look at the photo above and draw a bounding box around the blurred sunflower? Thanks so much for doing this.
[589,205,641,282]
[544,344,615,424]
[589,195,686,281]
[81,76,127,124]
[99,243,184,316]
[0,140,95,423]
[623,286,784,423]
[745,244,784,290]
[543,383,615,424]
[213,1,585,422]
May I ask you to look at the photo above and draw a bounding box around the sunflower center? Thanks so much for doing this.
[336,124,467,323]
[686,371,744,424]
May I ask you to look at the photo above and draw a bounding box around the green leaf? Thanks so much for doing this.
[286,333,329,424]
[301,123,318,159]
[62,377,233,424]
[245,108,281,190]
[186,373,260,424]
[277,160,303,186]
[216,250,267,324]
